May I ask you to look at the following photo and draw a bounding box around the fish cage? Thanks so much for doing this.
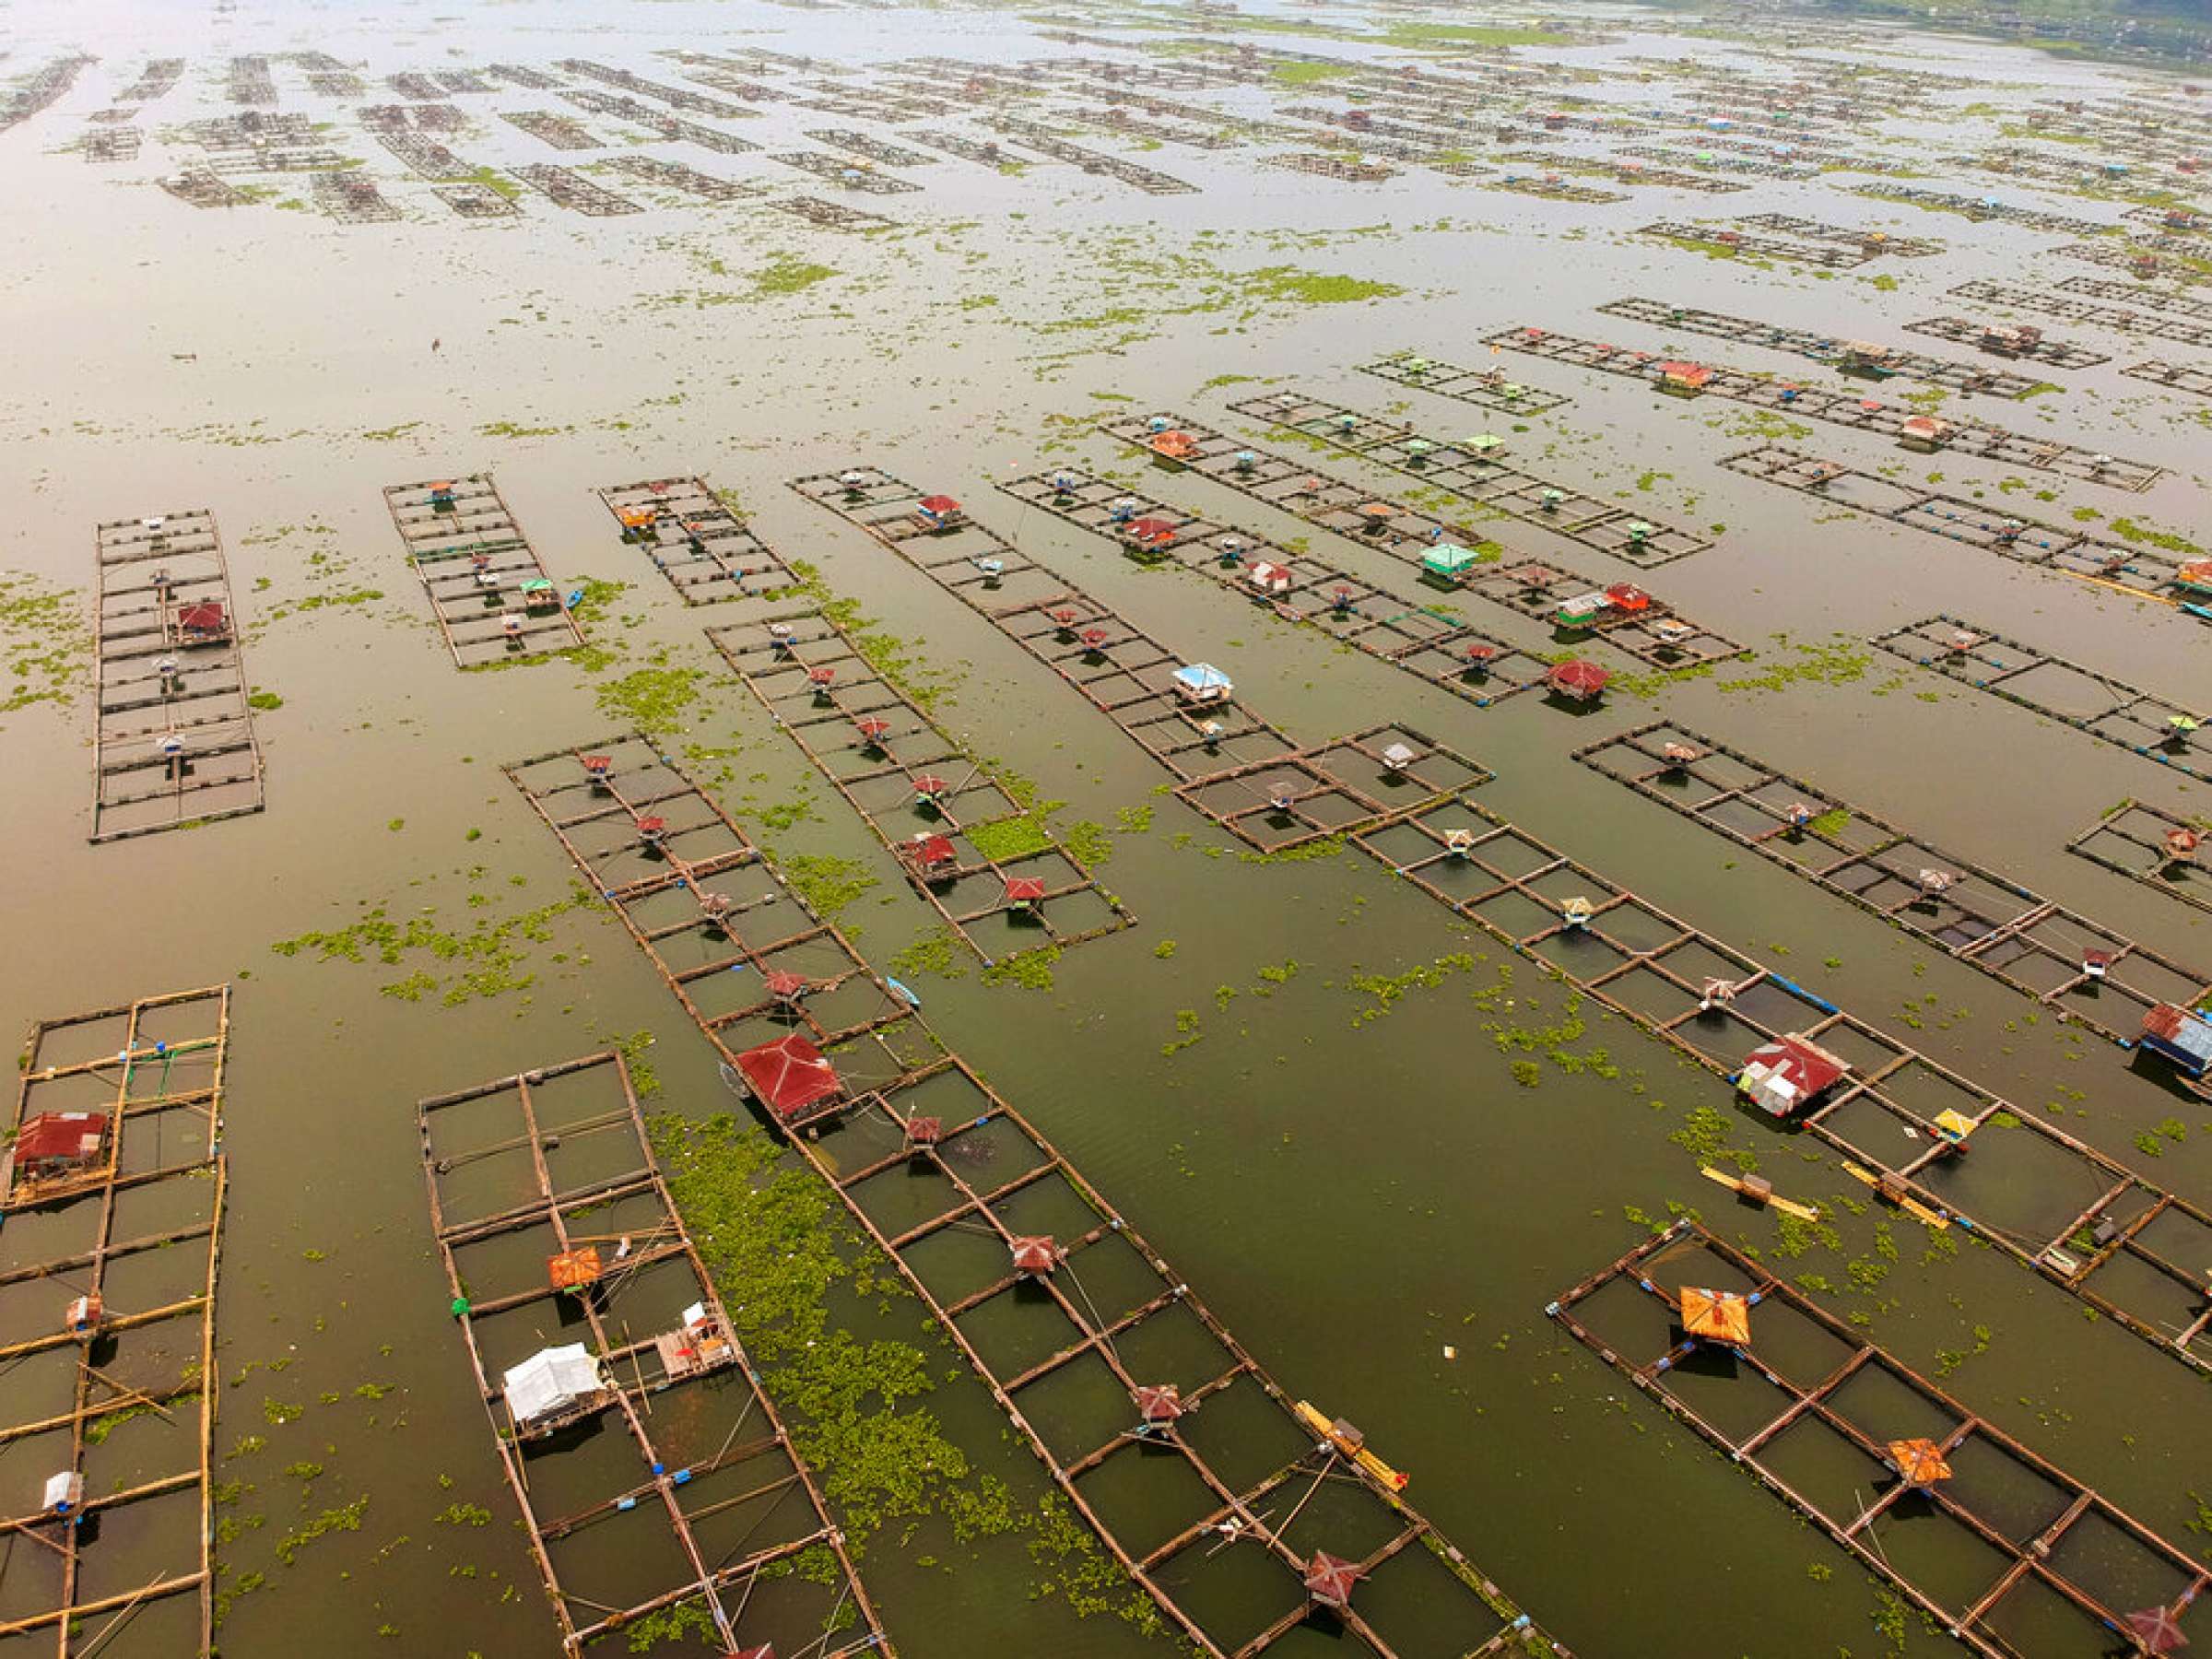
[595,477,797,604]
[384,474,586,665]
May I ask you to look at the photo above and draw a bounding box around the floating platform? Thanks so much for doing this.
[512,162,642,215]
[1486,174,1627,204]
[499,109,600,150]
[506,734,909,1057]
[1597,297,2054,396]
[904,128,1027,165]
[1224,390,1718,572]
[790,468,1494,852]
[595,477,795,602]
[1265,152,1397,182]
[0,986,229,1654]
[1359,349,1571,414]
[708,606,1135,959]
[82,125,142,163]
[1900,314,2110,370]
[159,170,246,208]
[1637,218,1882,268]
[310,168,401,223]
[375,131,477,182]
[999,465,1559,708]
[1853,182,2118,236]
[769,149,922,194]
[2120,359,2212,400]
[601,154,760,201]
[2055,240,2211,286]
[91,509,265,842]
[1948,279,2212,349]
[436,182,519,218]
[419,1051,889,1657]
[502,757,1569,1659]
[771,194,893,230]
[1350,790,2212,1375]
[1872,616,2208,786]
[1741,211,1945,257]
[1548,1220,2211,1656]
[2068,801,2212,916]
[1498,328,2161,490]
[1720,446,2195,614]
[1575,721,2212,1046]
[806,126,935,167]
[383,474,586,666]
[2058,275,2212,322]
[1101,411,1743,667]
[986,116,1199,194]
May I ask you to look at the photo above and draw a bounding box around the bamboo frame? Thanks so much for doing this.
[90,509,265,842]
[1547,1221,2209,1658]
[1595,298,2064,394]
[1900,316,2110,371]
[789,468,1493,850]
[383,474,586,665]
[1573,721,2212,1044]
[512,163,642,215]
[997,466,1558,706]
[1359,350,1571,412]
[1350,793,2212,1374]
[601,157,763,201]
[1222,392,1716,570]
[418,1051,889,1657]
[594,477,797,604]
[1637,218,1886,267]
[1872,615,2207,782]
[1947,280,2212,350]
[2067,802,2212,915]
[2055,275,2212,322]
[1494,327,2161,490]
[2120,359,2212,400]
[1729,448,2200,613]
[0,985,229,1655]
[504,734,911,1062]
[1096,413,1742,665]
[1853,182,2115,236]
[706,608,1135,961]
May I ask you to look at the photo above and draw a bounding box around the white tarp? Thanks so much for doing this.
[503,1344,604,1424]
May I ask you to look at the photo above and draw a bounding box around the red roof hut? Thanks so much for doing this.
[1737,1034,1850,1119]
[734,1034,842,1124]
[1546,660,1610,702]
[1009,1235,1059,1276]
[1303,1552,1363,1610]
[9,1112,110,1182]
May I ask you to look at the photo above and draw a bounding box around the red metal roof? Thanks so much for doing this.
[1547,659,1610,698]
[13,1112,107,1167]
[735,1034,842,1121]
[1004,876,1047,901]
[918,494,960,515]
[1126,517,1178,547]
[907,833,958,868]
[1009,1236,1058,1274]
[1303,1552,1362,1608]
[762,970,809,1000]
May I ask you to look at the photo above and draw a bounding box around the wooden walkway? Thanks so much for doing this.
[1496,327,2161,490]
[707,607,1135,960]
[1097,413,1743,666]
[0,986,230,1655]
[1721,447,2203,617]
[384,475,586,665]
[1573,721,2212,1045]
[997,465,1559,707]
[91,509,265,842]
[1548,1221,2209,1659]
[1947,280,2212,351]
[419,1051,889,1657]
[594,477,799,604]
[1872,616,2208,784]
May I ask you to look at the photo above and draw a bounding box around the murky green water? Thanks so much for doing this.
[2,1,2209,1654]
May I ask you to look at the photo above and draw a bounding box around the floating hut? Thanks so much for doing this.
[1133,1383,1183,1428]
[1737,1033,1851,1118]
[1899,414,1953,453]
[1546,659,1610,702]
[1657,360,1713,397]
[1678,1284,1752,1345]
[1005,875,1047,913]
[501,1344,607,1437]
[1422,543,1478,582]
[5,1111,110,1193]
[1171,663,1232,704]
[1009,1235,1059,1276]
[1888,1437,1953,1487]
[914,494,964,531]
[2138,1004,2212,1085]
[733,1032,843,1124]
[905,832,959,875]
[1302,1553,1363,1611]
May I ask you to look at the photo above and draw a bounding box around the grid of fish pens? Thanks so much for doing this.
[2120,359,2212,400]
[707,609,1134,959]
[1547,1222,2210,1658]
[384,475,586,665]
[1900,316,2111,371]
[90,509,265,842]
[1349,795,2212,1374]
[1722,449,2199,613]
[437,182,520,218]
[771,194,893,231]
[1946,281,2212,350]
[600,156,763,202]
[594,477,797,604]
[1573,723,2212,1045]
[512,163,642,215]
[776,1053,1564,1659]
[1224,393,1721,567]
[2067,803,2212,917]
[997,466,1558,707]
[505,735,912,1059]
[768,151,921,194]
[789,469,1492,850]
[499,110,602,151]
[310,169,403,224]
[1636,219,1873,267]
[1097,416,1742,668]
[418,1052,888,1658]
[0,986,229,1659]
[1595,298,2058,395]
[1741,211,1946,258]
[1871,617,2208,784]
[2054,276,2212,322]
[1357,350,1571,413]
[1491,329,2160,490]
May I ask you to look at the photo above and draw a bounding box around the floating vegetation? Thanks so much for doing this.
[270,879,594,1006]
[0,571,90,717]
